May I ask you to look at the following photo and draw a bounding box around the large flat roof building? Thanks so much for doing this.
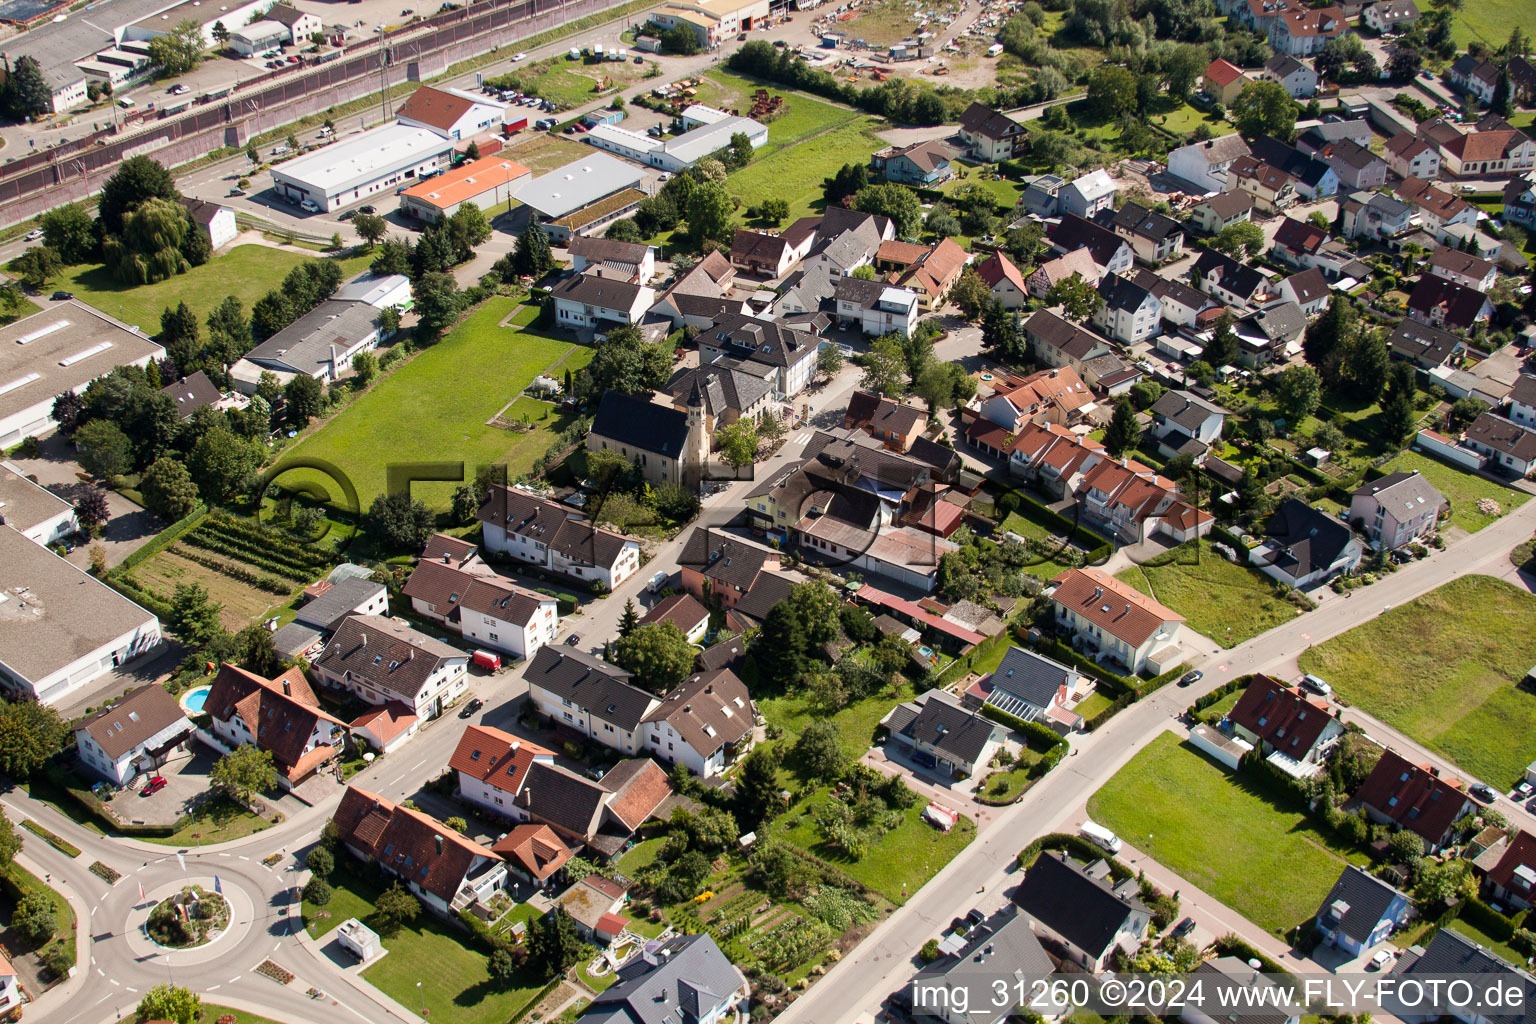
[0,526,161,706]
[0,461,76,547]
[5,0,169,111]
[584,108,767,173]
[234,300,385,388]
[400,156,531,223]
[121,0,270,46]
[271,124,455,212]
[514,153,648,222]
[0,300,163,448]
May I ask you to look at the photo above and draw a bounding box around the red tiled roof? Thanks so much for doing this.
[491,824,573,881]
[854,584,987,646]
[639,592,711,632]
[596,912,630,935]
[1487,831,1536,893]
[1356,749,1469,845]
[448,725,556,795]
[1205,58,1246,87]
[1049,568,1183,647]
[976,252,1026,294]
[1228,674,1335,757]
[204,663,344,774]
[349,701,418,746]
[334,785,500,904]
[601,758,672,830]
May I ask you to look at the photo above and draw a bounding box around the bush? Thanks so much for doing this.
[303,877,333,907]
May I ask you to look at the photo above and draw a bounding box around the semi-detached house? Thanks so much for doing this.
[402,554,558,662]
[1356,749,1474,852]
[450,725,558,818]
[551,272,656,331]
[1228,674,1344,777]
[477,485,641,589]
[312,615,469,720]
[696,313,820,398]
[1048,568,1185,675]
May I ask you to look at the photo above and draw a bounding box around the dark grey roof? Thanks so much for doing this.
[1283,267,1330,306]
[677,529,776,592]
[1393,929,1536,1024]
[1129,268,1210,313]
[294,577,386,632]
[1195,189,1255,219]
[1152,389,1227,432]
[1262,499,1354,578]
[730,572,796,625]
[833,275,887,308]
[314,615,465,703]
[1105,202,1183,243]
[1316,865,1408,944]
[519,759,608,839]
[590,390,691,460]
[477,486,634,572]
[1509,374,1536,409]
[271,622,322,657]
[666,362,771,419]
[1265,53,1310,77]
[245,300,380,377]
[1012,852,1148,959]
[1024,309,1110,361]
[1250,135,1334,189]
[1097,272,1156,314]
[694,637,746,672]
[76,684,190,761]
[1194,248,1268,300]
[526,646,651,731]
[159,369,222,420]
[1466,412,1536,463]
[1349,471,1445,515]
[1191,958,1297,1024]
[1386,319,1466,368]
[550,272,647,312]
[914,909,1054,1022]
[585,934,744,1024]
[1049,214,1130,268]
[702,313,818,370]
[988,647,1073,711]
[894,690,1001,766]
[1243,300,1306,345]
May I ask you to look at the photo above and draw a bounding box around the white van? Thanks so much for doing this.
[647,570,669,593]
[1080,821,1122,854]
[987,43,1004,57]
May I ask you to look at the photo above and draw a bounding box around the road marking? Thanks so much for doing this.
[126,987,137,993]
[238,855,250,861]
[209,985,221,991]
[219,852,231,857]
[91,906,96,917]
[97,968,104,977]
[410,757,428,770]
[1217,664,1230,672]
[109,978,119,986]
[228,976,242,984]
[1300,632,1311,641]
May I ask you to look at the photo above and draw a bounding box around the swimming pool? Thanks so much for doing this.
[181,685,211,714]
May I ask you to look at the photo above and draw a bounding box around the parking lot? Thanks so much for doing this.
[101,744,212,828]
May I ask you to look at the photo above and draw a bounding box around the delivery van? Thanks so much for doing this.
[1080,821,1122,854]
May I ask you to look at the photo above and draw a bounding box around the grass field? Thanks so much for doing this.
[997,511,1096,579]
[1088,731,1361,935]
[1453,0,1536,46]
[3,862,75,977]
[1446,918,1526,968]
[282,299,593,510]
[1117,540,1298,647]
[491,54,652,110]
[838,0,924,46]
[724,121,887,223]
[131,549,293,631]
[142,794,273,847]
[1379,450,1529,534]
[501,132,597,174]
[1298,574,1536,789]
[49,245,372,336]
[694,71,864,148]
[758,682,915,761]
[115,1006,288,1024]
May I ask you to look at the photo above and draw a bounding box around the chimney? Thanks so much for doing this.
[1429,766,1440,777]
[282,678,291,696]
[442,554,451,563]
[434,834,444,855]
[361,634,367,647]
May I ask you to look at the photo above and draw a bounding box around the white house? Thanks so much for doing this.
[1253,499,1363,588]
[1150,389,1227,450]
[976,251,1030,309]
[584,934,748,1024]
[1092,273,1163,344]
[1049,568,1185,676]
[395,85,507,141]
[0,461,76,546]
[1349,471,1446,551]
[639,668,755,777]
[1057,169,1117,219]
[695,314,820,399]
[403,556,559,662]
[203,664,348,789]
[1168,134,1252,193]
[450,724,558,817]
[73,683,193,786]
[181,198,237,250]
[264,3,324,44]
[476,486,641,590]
[0,955,20,1018]
[550,273,656,330]
[312,615,469,720]
[833,278,920,338]
[568,236,657,285]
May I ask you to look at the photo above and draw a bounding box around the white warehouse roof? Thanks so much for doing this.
[514,152,647,220]
[661,115,766,166]
[273,124,452,197]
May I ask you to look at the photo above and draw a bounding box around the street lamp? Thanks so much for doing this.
[417,981,426,1016]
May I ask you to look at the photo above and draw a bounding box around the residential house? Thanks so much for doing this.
[1396,177,1478,244]
[870,138,955,185]
[1357,749,1474,852]
[159,369,225,421]
[1511,55,1536,104]
[1272,216,1331,269]
[1150,390,1227,451]
[1183,959,1301,1024]
[1463,412,1536,476]
[516,756,671,857]
[180,197,238,250]
[293,577,390,634]
[650,250,739,325]
[1269,5,1345,55]
[639,668,755,777]
[665,361,773,438]
[1406,275,1493,332]
[348,702,419,756]
[910,910,1056,1024]
[1226,154,1299,213]
[637,593,711,644]
[1387,319,1466,369]
[477,485,641,589]
[450,725,558,818]
[1169,134,1253,193]
[1129,269,1220,328]
[876,237,969,311]
[1427,249,1497,292]
[1228,674,1344,777]
[697,313,820,398]
[1024,310,1116,374]
[1314,865,1413,957]
[558,873,630,943]
[333,785,507,915]
[1012,852,1151,970]
[976,365,1095,432]
[1385,133,1441,180]
[1020,174,1066,217]
[1193,248,1273,308]
[678,529,782,610]
[1024,249,1100,301]
[730,229,804,278]
[1251,135,1341,198]
[312,615,470,720]
[1187,190,1255,235]
[1203,58,1250,105]
[1058,169,1118,219]
[1391,925,1536,1024]
[73,683,193,786]
[957,102,1025,162]
[1484,832,1536,911]
[1077,457,1211,544]
[976,251,1030,309]
[1436,126,1536,178]
[588,390,706,489]
[205,663,347,788]
[1278,267,1332,317]
[1253,499,1363,588]
[525,646,654,756]
[579,934,747,1024]
[1235,300,1308,366]
[1295,119,1372,149]
[1362,0,1419,32]
[963,646,1091,733]
[1505,170,1536,229]
[1263,53,1318,97]
[1049,214,1135,276]
[1341,191,1414,242]
[845,390,928,450]
[1093,273,1163,344]
[1102,201,1185,263]
[551,272,656,330]
[1310,137,1388,189]
[1449,54,1500,104]
[801,207,893,280]
[402,553,558,662]
[566,236,656,285]
[1507,374,1536,427]
[1049,567,1186,675]
[833,277,920,337]
[491,824,573,888]
[1349,471,1446,550]
[1002,421,1107,494]
[879,689,1005,777]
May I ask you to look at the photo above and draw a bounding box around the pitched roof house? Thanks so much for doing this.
[1228,674,1344,776]
[879,688,1005,778]
[312,615,470,719]
[1485,831,1536,911]
[1102,201,1185,263]
[1386,319,1465,369]
[1024,248,1100,301]
[491,824,574,886]
[870,137,956,186]
[517,756,672,857]
[1314,864,1412,957]
[1392,927,1536,1024]
[1426,248,1497,292]
[963,646,1089,732]
[1168,133,1252,192]
[696,312,821,398]
[976,250,1030,309]
[1253,499,1362,588]
[1357,749,1474,851]
[205,663,347,787]
[844,390,928,451]
[477,485,641,589]
[74,683,194,786]
[1012,852,1151,970]
[450,724,558,818]
[402,555,558,661]
[1023,309,1115,374]
[957,102,1025,162]
[1049,568,1185,675]
[1406,275,1493,333]
[1048,214,1135,276]
[1203,57,1250,105]
[579,934,747,1024]
[1348,471,1446,551]
[1463,412,1536,477]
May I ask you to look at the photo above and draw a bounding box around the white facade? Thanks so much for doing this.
[836,287,919,337]
[1168,136,1250,193]
[553,284,656,329]
[460,595,558,661]
[643,718,723,777]
[1093,291,1162,344]
[210,704,342,781]
[0,613,161,707]
[229,21,289,55]
[270,124,454,212]
[527,682,648,755]
[480,521,641,590]
[121,0,270,47]
[75,715,191,786]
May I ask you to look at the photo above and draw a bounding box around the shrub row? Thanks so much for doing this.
[1083,691,1136,732]
[171,545,294,593]
[205,511,334,564]
[933,627,1014,690]
[979,704,1067,754]
[106,574,173,619]
[21,818,82,858]
[179,531,315,581]
[1188,675,1251,719]
[115,503,208,572]
[1459,896,1522,943]
[1028,636,1138,695]
[192,522,327,575]
[1211,934,1294,982]
[1016,832,1134,882]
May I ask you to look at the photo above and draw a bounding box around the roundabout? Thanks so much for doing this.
[145,884,230,949]
[121,875,261,966]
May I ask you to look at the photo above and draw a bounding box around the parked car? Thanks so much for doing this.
[51,290,74,300]
[458,697,484,719]
[300,199,320,213]
[359,205,376,214]
[1178,669,1203,687]
[512,52,526,61]
[1370,950,1395,971]
[1470,783,1496,803]
[564,633,581,646]
[227,187,246,197]
[24,228,42,241]
[141,775,168,796]
[1172,917,1196,938]
[1300,673,1332,697]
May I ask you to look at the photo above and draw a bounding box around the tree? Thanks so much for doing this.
[160,301,203,374]
[167,581,222,648]
[715,418,759,468]
[1386,828,1425,864]
[212,20,230,45]
[205,295,250,367]
[1343,328,1389,401]
[366,493,435,550]
[1379,387,1416,442]
[1492,71,1515,118]
[735,745,782,828]
[354,213,388,248]
[212,745,276,803]
[351,351,379,387]
[1213,220,1265,260]
[792,719,846,782]
[446,202,493,262]
[139,457,199,521]
[413,272,463,344]
[618,598,639,638]
[950,267,992,321]
[915,362,975,415]
[74,486,110,531]
[371,238,412,277]
[1386,43,1422,83]
[372,881,421,938]
[0,811,15,875]
[686,180,735,244]
[8,245,61,290]
[284,373,325,428]
[1087,64,1138,118]
[4,56,51,120]
[1202,314,1239,368]
[1103,398,1140,456]
[109,197,192,284]
[817,343,844,380]
[148,19,207,76]
[1232,80,1299,141]
[850,264,878,281]
[0,700,65,780]
[98,156,178,238]
[854,183,923,238]
[576,325,672,400]
[759,197,790,225]
[823,162,869,207]
[303,877,333,906]
[1304,295,1355,374]
[1276,364,1322,425]
[528,906,583,977]
[489,947,520,987]
[40,203,96,264]
[189,426,257,504]
[660,24,702,55]
[604,218,642,243]
[1046,274,1103,322]
[74,419,134,478]
[611,621,695,694]
[981,302,1026,365]
[859,335,908,395]
[138,985,201,1024]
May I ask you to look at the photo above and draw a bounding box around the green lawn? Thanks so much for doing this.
[50,245,372,336]
[1454,0,1536,46]
[939,173,1025,210]
[116,1006,289,1024]
[1298,574,1536,789]
[694,71,863,148]
[1446,918,1526,969]
[492,54,651,110]
[3,862,75,975]
[724,120,889,224]
[615,836,667,876]
[1087,731,1361,935]
[1379,450,1529,534]
[758,682,914,761]
[142,795,273,847]
[998,511,1096,579]
[281,298,593,510]
[777,786,976,903]
[1117,540,1299,647]
[1073,688,1114,720]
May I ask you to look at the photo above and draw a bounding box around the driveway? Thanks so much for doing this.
[101,745,212,828]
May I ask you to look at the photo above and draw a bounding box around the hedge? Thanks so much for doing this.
[1459,897,1520,942]
[1138,662,1193,698]
[1083,691,1136,732]
[104,574,172,620]
[933,617,1020,690]
[1188,674,1252,719]
[43,764,191,838]
[980,704,1067,753]
[1016,832,1134,881]
[1029,636,1137,695]
[115,502,207,572]
[1212,934,1294,983]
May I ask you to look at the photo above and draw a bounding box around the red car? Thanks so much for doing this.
[141,775,168,797]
